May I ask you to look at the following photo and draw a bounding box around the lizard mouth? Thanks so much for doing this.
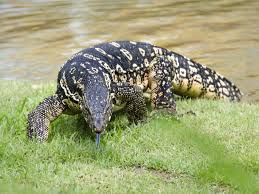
[94,127,103,133]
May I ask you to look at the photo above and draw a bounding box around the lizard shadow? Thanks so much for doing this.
[48,101,185,143]
[49,110,130,143]
[49,114,94,142]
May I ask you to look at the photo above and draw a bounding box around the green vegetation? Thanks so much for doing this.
[0,81,258,194]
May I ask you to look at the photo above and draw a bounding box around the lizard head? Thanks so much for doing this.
[82,74,113,135]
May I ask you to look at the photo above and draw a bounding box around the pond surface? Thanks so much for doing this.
[0,0,258,102]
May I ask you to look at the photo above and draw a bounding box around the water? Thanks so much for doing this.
[0,0,258,102]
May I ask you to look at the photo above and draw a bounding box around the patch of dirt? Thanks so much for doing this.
[133,165,190,182]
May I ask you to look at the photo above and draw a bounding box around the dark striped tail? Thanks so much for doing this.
[167,52,243,101]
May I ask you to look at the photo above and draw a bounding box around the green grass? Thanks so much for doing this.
[0,81,258,194]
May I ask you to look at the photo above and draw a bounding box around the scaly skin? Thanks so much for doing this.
[27,41,242,142]
[27,94,66,142]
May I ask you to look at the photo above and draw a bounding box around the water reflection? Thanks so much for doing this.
[0,0,258,102]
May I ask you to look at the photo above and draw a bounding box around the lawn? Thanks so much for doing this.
[0,81,258,194]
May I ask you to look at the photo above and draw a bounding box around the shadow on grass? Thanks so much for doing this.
[153,117,258,194]
[50,112,258,193]
[49,110,129,143]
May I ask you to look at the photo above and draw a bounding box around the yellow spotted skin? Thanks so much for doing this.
[27,41,242,142]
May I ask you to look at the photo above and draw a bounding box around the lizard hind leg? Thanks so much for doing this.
[27,94,66,142]
[149,56,176,114]
[113,83,147,124]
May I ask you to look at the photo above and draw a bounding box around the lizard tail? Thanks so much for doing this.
[169,53,243,101]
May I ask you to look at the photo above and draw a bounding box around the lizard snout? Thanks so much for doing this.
[94,128,103,133]
[93,114,106,133]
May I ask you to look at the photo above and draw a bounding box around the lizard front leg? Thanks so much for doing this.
[149,56,176,114]
[113,83,147,124]
[27,94,66,142]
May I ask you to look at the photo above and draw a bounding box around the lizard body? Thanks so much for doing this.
[28,41,242,142]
